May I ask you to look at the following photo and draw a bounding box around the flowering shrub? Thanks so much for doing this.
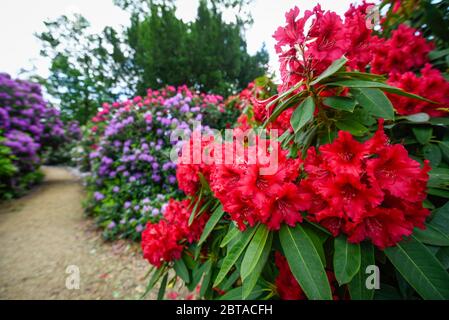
[43,120,81,165]
[83,86,231,240]
[141,2,449,301]
[0,73,67,199]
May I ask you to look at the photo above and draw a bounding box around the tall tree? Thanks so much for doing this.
[35,14,133,124]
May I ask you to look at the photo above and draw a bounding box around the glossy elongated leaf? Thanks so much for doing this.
[430,201,449,234]
[413,225,449,246]
[436,247,449,269]
[401,113,430,123]
[438,141,449,162]
[423,144,442,167]
[349,242,375,300]
[188,188,202,226]
[173,258,190,283]
[199,205,224,245]
[141,266,166,299]
[199,260,213,297]
[412,127,433,145]
[327,80,434,102]
[220,224,240,248]
[213,226,257,287]
[187,260,208,291]
[323,96,356,112]
[351,88,395,120]
[157,273,169,300]
[242,232,272,299]
[279,224,332,300]
[385,236,449,300]
[427,188,449,198]
[264,94,300,126]
[302,223,328,265]
[290,96,315,133]
[219,286,264,300]
[336,119,368,136]
[333,235,361,285]
[310,56,348,85]
[241,224,270,280]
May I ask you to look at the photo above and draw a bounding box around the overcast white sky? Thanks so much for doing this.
[0,0,357,79]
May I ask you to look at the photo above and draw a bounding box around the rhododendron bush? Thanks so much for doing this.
[141,2,449,300]
[83,86,234,240]
[0,73,68,199]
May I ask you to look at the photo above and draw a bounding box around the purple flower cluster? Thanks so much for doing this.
[0,73,67,195]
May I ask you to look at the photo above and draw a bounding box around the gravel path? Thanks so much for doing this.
[0,166,154,300]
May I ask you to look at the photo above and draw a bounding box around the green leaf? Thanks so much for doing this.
[412,127,433,145]
[428,168,449,189]
[173,258,190,284]
[310,56,348,85]
[189,188,203,226]
[241,224,270,280]
[413,225,449,246]
[323,96,356,112]
[438,141,449,162]
[436,247,449,269]
[384,236,449,300]
[198,205,224,245]
[427,188,449,198]
[333,235,361,285]
[302,223,328,265]
[327,80,434,102]
[423,144,442,167]
[400,113,430,123]
[242,232,273,299]
[220,224,240,248]
[351,88,395,120]
[429,48,449,60]
[187,262,206,291]
[141,266,166,299]
[336,119,368,136]
[199,260,213,298]
[220,269,240,291]
[430,201,449,234]
[213,226,257,287]
[157,273,168,300]
[290,96,315,133]
[219,286,264,300]
[279,224,332,300]
[430,117,449,126]
[349,242,375,300]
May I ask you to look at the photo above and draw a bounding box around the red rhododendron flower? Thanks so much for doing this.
[387,64,449,117]
[300,121,431,249]
[371,24,434,75]
[273,3,382,91]
[176,134,215,196]
[209,132,305,230]
[141,199,209,267]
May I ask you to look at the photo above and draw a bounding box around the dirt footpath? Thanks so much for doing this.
[0,166,154,300]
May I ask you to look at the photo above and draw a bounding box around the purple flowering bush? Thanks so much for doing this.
[84,86,226,240]
[0,73,66,199]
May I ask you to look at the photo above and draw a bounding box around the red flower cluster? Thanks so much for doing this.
[209,136,306,230]
[176,133,215,196]
[387,64,449,117]
[275,252,338,300]
[299,121,431,249]
[371,24,433,75]
[273,3,380,91]
[273,4,435,92]
[141,199,209,267]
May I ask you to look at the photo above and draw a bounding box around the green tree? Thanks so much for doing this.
[36,14,132,124]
